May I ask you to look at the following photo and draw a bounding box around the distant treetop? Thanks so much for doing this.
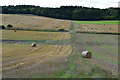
[1,5,119,20]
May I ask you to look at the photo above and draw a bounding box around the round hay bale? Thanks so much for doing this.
[81,51,92,59]
[31,43,37,47]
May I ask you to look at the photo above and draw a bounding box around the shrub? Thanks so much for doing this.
[58,29,66,32]
[7,24,13,28]
[0,25,6,29]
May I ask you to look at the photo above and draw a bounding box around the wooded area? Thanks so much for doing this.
[1,5,119,20]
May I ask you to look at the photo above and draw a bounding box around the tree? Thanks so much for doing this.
[7,24,13,28]
[0,25,5,29]
[58,29,67,32]
[1,5,119,20]
[2,25,5,29]
[72,9,86,20]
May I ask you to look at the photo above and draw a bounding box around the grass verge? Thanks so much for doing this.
[73,20,119,25]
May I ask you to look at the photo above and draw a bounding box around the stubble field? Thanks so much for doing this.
[2,14,71,30]
[73,21,118,33]
[1,14,119,78]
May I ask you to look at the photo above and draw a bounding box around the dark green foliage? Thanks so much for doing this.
[58,29,67,32]
[0,25,6,29]
[5,27,68,32]
[7,24,13,28]
[1,5,119,20]
[1,25,6,29]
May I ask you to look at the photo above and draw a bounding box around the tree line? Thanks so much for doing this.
[1,5,120,20]
[0,24,13,29]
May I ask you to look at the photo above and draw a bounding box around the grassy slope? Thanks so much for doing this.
[73,20,119,25]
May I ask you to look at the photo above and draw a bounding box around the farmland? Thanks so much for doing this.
[1,14,119,78]
[60,23,118,78]
[2,43,72,78]
[73,21,118,33]
[2,14,71,30]
[2,14,72,78]
[73,33,118,77]
[2,30,71,40]
[2,29,72,78]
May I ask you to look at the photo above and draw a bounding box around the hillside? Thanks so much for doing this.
[1,14,71,30]
[1,14,118,78]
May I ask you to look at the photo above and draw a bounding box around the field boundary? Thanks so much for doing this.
[76,31,120,35]
[1,28,68,32]
[73,20,119,25]
[1,39,71,45]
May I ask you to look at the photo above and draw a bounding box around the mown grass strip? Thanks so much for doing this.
[51,52,78,78]
[32,75,46,78]
[77,58,115,78]
[80,34,117,64]
[51,26,78,78]
[51,68,68,78]
[73,20,119,25]
[93,34,118,54]
[87,46,117,64]
[1,39,70,45]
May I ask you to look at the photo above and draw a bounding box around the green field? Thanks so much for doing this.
[73,20,119,24]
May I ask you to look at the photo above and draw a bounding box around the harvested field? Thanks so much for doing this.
[57,22,118,78]
[2,14,71,30]
[74,23,118,33]
[2,30,71,40]
[2,43,72,78]
[73,28,118,77]
[1,14,118,78]
[2,25,72,78]
[76,33,118,63]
